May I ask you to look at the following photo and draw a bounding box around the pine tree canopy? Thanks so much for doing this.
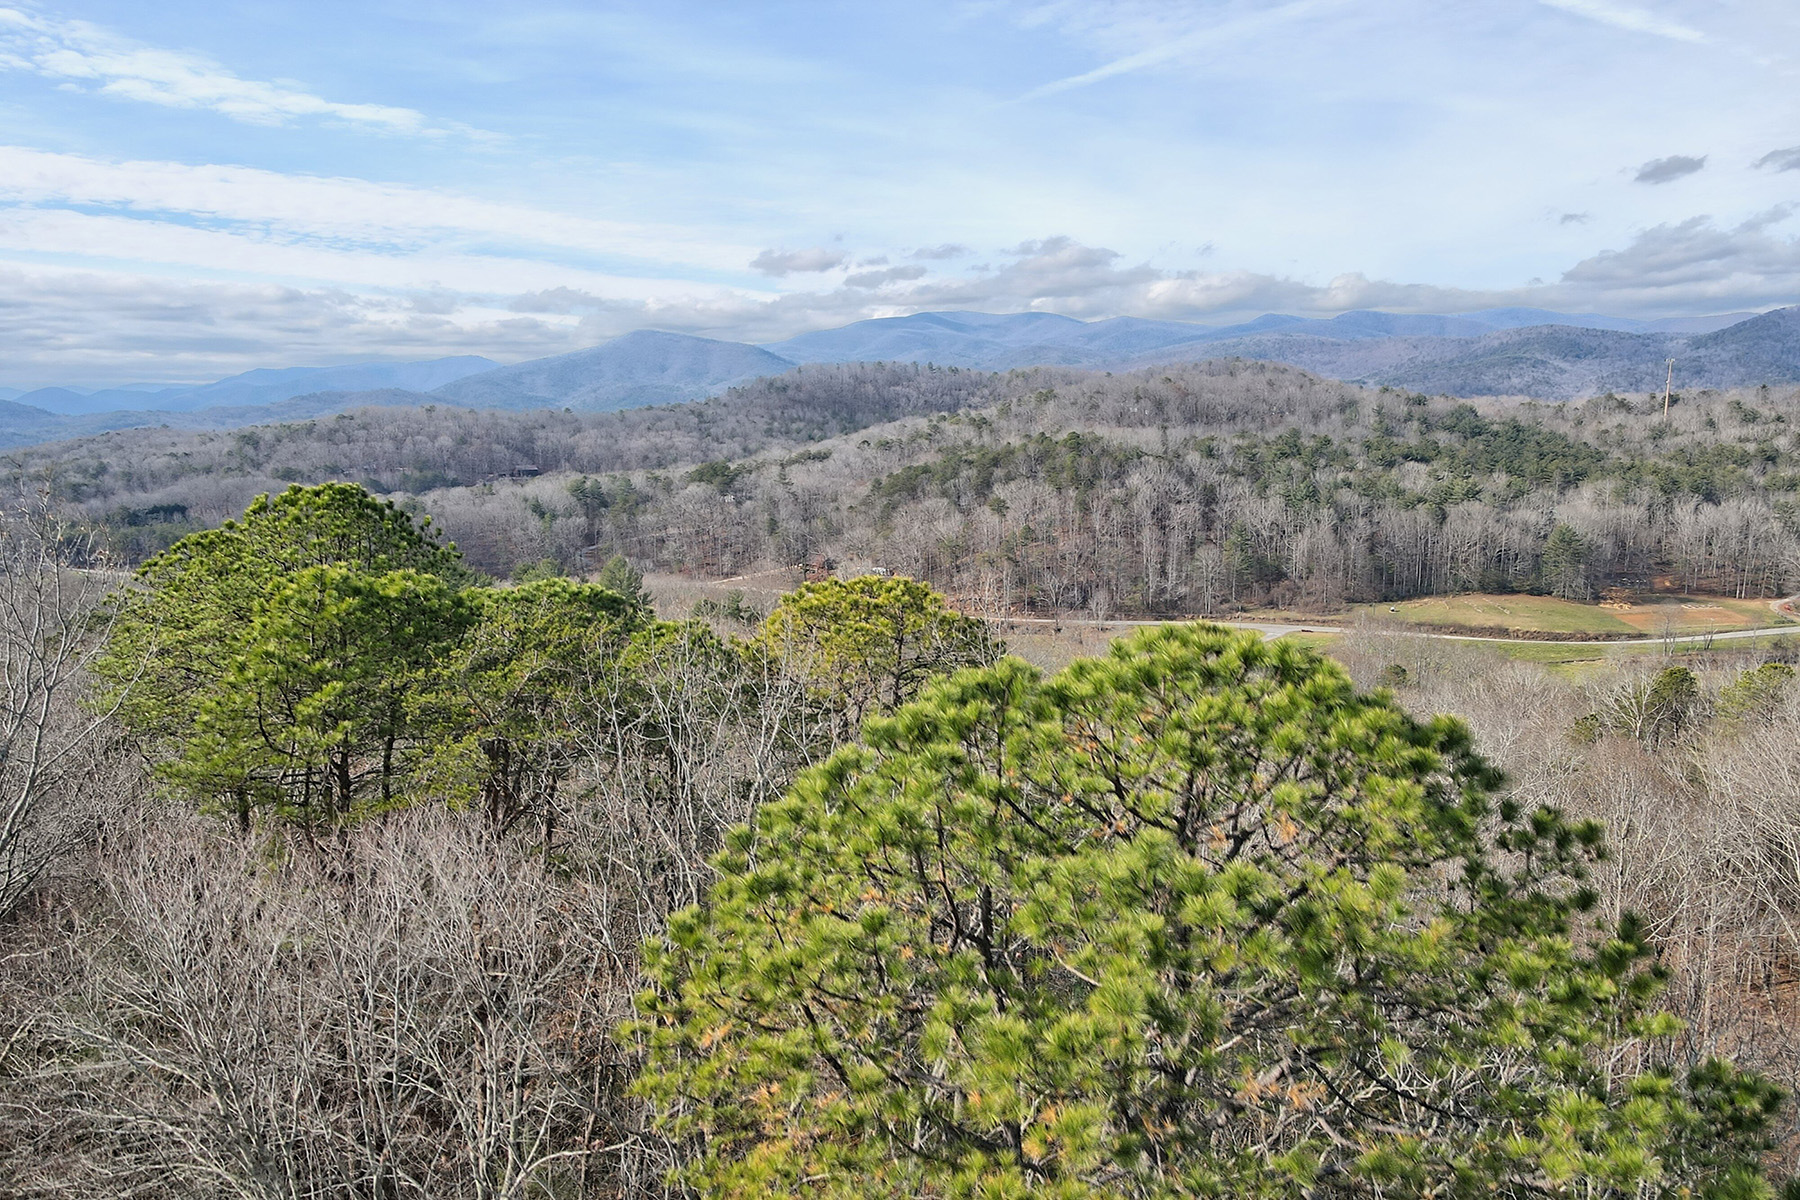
[754,575,998,726]
[638,624,1784,1199]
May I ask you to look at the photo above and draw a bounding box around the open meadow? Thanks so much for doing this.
[1343,590,1790,638]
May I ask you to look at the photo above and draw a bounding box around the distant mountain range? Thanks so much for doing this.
[2,306,1795,450]
[1175,308,1800,399]
[432,331,791,411]
[757,307,1756,370]
[9,356,497,417]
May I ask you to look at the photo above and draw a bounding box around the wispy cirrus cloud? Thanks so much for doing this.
[1019,0,1340,98]
[0,5,471,135]
[0,145,752,272]
[1537,0,1706,43]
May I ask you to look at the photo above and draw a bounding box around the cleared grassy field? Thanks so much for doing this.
[652,571,1791,670]
[1346,592,1788,638]
[1299,629,1800,684]
[1481,629,1800,664]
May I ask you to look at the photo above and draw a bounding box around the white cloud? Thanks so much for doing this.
[1537,0,1706,43]
[0,236,1506,383]
[0,146,755,272]
[6,134,1800,386]
[0,5,461,133]
[750,247,849,275]
[0,205,762,301]
[1558,208,1800,304]
[0,264,582,384]
[844,265,927,288]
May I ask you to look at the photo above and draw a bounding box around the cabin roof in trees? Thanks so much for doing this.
[484,464,543,482]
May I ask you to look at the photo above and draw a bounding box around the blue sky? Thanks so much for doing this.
[1,0,1798,384]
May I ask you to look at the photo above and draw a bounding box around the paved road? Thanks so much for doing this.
[996,596,1800,649]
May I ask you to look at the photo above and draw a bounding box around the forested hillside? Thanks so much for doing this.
[13,360,1798,616]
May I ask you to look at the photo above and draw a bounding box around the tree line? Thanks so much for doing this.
[550,368,1799,615]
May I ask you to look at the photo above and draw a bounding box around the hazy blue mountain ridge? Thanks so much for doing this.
[14,356,497,416]
[1161,308,1800,399]
[753,307,1775,374]
[0,389,465,452]
[432,331,795,411]
[0,399,175,449]
[9,385,191,417]
[763,311,1090,366]
[5,306,1798,450]
[167,356,497,411]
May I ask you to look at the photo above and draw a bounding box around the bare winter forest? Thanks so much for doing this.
[8,360,1796,616]
[2,359,1800,1195]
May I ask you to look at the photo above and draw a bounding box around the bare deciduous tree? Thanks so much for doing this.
[14,804,660,1200]
[0,499,128,917]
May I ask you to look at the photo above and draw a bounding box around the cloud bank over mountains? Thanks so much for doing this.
[3,170,1798,386]
[0,1,1796,384]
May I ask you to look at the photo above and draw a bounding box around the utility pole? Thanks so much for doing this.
[1662,358,1675,420]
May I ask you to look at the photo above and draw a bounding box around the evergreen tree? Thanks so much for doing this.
[753,575,997,732]
[640,625,1784,1199]
[1717,662,1795,726]
[425,577,646,832]
[1644,664,1701,742]
[597,553,652,611]
[94,484,469,829]
[216,566,469,827]
[1541,523,1591,601]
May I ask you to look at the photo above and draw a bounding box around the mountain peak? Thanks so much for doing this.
[433,332,794,412]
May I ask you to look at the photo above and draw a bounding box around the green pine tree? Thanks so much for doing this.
[596,553,652,610]
[752,575,997,732]
[638,624,1785,1199]
[421,577,646,832]
[1541,523,1591,601]
[1717,662,1794,727]
[94,483,470,830]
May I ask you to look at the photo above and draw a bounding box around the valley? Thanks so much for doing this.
[7,359,1796,643]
